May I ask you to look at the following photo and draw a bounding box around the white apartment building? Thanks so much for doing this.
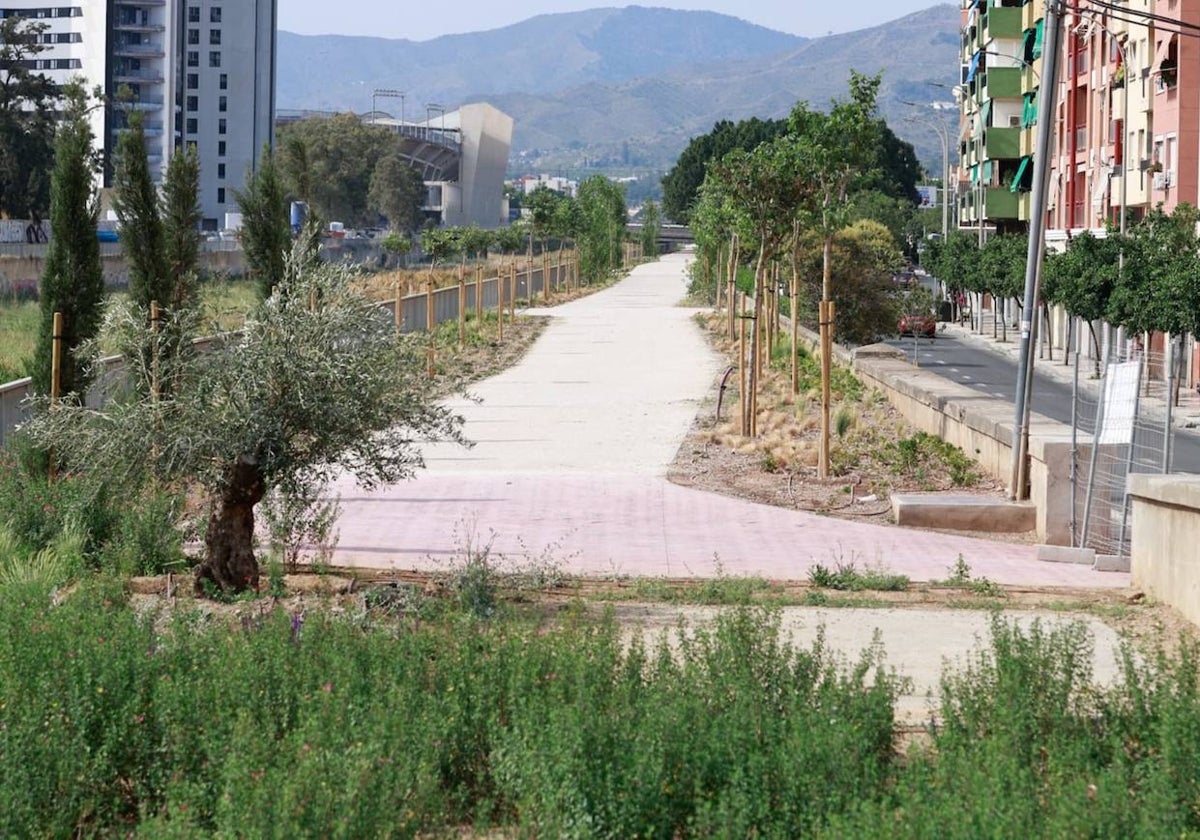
[2,0,276,229]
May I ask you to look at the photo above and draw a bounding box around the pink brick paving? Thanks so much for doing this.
[327,254,1130,589]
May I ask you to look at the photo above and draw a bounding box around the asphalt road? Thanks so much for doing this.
[885,333,1200,475]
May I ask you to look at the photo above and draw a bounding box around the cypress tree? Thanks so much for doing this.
[161,143,202,310]
[31,83,104,399]
[111,109,166,309]
[234,145,291,299]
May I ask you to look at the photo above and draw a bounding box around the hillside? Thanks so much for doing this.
[277,4,960,173]
[277,6,805,114]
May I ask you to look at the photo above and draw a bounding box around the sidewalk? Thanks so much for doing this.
[940,313,1200,429]
[328,257,1129,588]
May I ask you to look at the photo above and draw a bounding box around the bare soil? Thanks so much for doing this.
[667,312,1016,534]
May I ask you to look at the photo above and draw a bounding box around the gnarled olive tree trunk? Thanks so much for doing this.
[196,455,265,594]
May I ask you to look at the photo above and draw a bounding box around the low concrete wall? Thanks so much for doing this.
[851,345,1086,545]
[1128,475,1200,624]
[0,248,246,287]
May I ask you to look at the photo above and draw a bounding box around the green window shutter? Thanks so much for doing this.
[1022,91,1038,127]
[1021,28,1035,64]
[1010,156,1031,193]
[1033,19,1044,60]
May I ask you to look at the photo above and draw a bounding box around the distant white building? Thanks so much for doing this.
[2,1,277,230]
[518,174,578,198]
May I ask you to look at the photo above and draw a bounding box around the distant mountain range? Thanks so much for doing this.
[277,4,960,175]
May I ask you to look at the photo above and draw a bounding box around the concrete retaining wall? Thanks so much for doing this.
[851,345,1086,545]
[1128,475,1200,623]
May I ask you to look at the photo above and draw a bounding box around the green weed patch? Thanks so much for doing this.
[1,587,1200,835]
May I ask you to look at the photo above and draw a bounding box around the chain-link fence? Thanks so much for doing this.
[1070,337,1198,557]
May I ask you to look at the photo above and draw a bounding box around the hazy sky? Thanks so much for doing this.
[277,1,946,41]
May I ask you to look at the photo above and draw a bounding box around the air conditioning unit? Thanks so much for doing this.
[1153,172,1167,190]
[1139,158,1154,172]
[1008,115,1021,128]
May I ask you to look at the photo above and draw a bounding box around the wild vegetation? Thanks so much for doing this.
[0,571,1196,836]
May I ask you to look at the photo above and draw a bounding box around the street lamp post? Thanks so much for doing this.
[901,103,952,242]
[1010,0,1065,500]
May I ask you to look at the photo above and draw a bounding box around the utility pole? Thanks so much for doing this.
[1010,0,1064,500]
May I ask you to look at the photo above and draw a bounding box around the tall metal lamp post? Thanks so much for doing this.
[901,102,952,242]
[1010,0,1065,500]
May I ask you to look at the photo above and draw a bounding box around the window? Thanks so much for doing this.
[210,6,222,23]
[188,6,200,22]
[217,187,225,204]
[209,29,220,45]
[187,28,198,45]
[218,95,226,113]
[186,95,197,112]
[218,141,226,156]
[219,73,227,90]
[208,51,220,68]
[186,118,197,134]
[217,163,225,179]
[186,73,198,90]
[187,51,198,67]
[218,118,226,135]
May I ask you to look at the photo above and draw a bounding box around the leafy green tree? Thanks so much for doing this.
[526,186,563,244]
[576,176,627,283]
[795,219,904,345]
[1042,229,1121,361]
[661,116,788,225]
[380,231,413,268]
[1112,204,1200,338]
[24,253,466,593]
[688,171,741,304]
[979,232,1026,341]
[235,145,291,299]
[31,83,104,399]
[492,222,528,263]
[640,200,661,257]
[925,229,978,320]
[458,225,494,262]
[0,16,58,219]
[161,144,203,311]
[277,113,400,225]
[368,152,425,233]
[112,111,166,310]
[553,196,582,243]
[420,227,460,269]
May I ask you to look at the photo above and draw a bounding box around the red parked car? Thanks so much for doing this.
[898,313,937,338]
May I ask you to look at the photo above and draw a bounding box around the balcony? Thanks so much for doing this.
[112,68,164,84]
[980,66,1024,100]
[984,187,1020,219]
[982,126,1021,160]
[113,21,165,33]
[113,42,165,58]
[982,5,1023,40]
[115,97,164,111]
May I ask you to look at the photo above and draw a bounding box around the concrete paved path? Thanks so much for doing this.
[330,254,1130,588]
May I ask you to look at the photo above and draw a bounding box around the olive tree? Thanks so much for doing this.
[23,251,466,593]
